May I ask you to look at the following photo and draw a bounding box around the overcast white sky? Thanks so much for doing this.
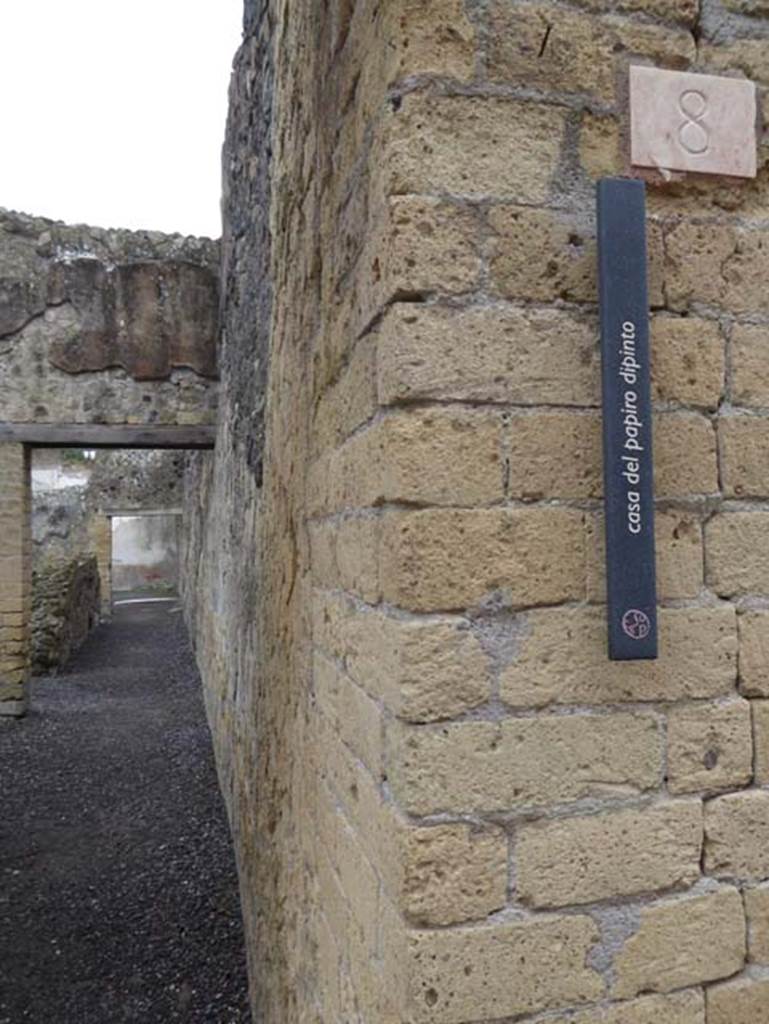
[0,1,243,238]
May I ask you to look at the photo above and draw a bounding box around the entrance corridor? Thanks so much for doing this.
[0,601,251,1023]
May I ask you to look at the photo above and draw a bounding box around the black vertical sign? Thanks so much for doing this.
[597,178,658,660]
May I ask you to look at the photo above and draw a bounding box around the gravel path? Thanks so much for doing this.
[0,600,251,1023]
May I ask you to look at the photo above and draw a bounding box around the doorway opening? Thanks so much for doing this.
[30,447,186,675]
[111,511,182,606]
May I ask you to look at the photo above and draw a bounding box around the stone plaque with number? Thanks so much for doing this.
[630,65,756,179]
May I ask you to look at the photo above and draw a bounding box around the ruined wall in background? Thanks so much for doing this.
[183,0,769,1022]
[0,210,219,426]
[86,450,185,510]
[0,214,219,716]
[31,451,184,562]
[31,485,89,566]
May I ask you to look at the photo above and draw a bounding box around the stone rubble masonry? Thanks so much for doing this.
[0,208,219,427]
[0,444,31,715]
[175,0,769,1021]
[31,555,100,673]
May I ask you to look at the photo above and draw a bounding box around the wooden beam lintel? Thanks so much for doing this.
[0,423,216,450]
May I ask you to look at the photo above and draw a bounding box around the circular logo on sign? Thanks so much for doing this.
[622,609,651,640]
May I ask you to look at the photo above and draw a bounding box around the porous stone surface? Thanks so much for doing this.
[380,507,586,612]
[516,801,702,908]
[313,592,491,722]
[486,2,694,102]
[706,976,769,1023]
[706,513,769,596]
[705,791,769,880]
[720,416,769,497]
[731,324,769,407]
[400,824,508,926]
[667,699,753,794]
[500,606,737,706]
[650,316,724,410]
[751,699,769,784]
[745,885,769,963]
[377,304,601,407]
[612,888,746,998]
[408,915,603,1023]
[739,610,769,696]
[388,712,662,815]
[587,508,704,602]
[550,991,704,1024]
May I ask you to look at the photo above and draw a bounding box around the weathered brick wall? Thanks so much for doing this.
[182,1,769,1021]
[0,444,31,715]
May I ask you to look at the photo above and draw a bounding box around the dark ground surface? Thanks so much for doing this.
[0,601,252,1024]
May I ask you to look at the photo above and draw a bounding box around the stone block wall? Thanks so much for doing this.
[0,444,31,715]
[181,1,769,1022]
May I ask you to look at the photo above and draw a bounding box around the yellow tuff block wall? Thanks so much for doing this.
[183,1,769,1021]
[307,0,769,1020]
[0,444,31,716]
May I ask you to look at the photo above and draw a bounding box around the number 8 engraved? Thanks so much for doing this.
[678,89,709,155]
